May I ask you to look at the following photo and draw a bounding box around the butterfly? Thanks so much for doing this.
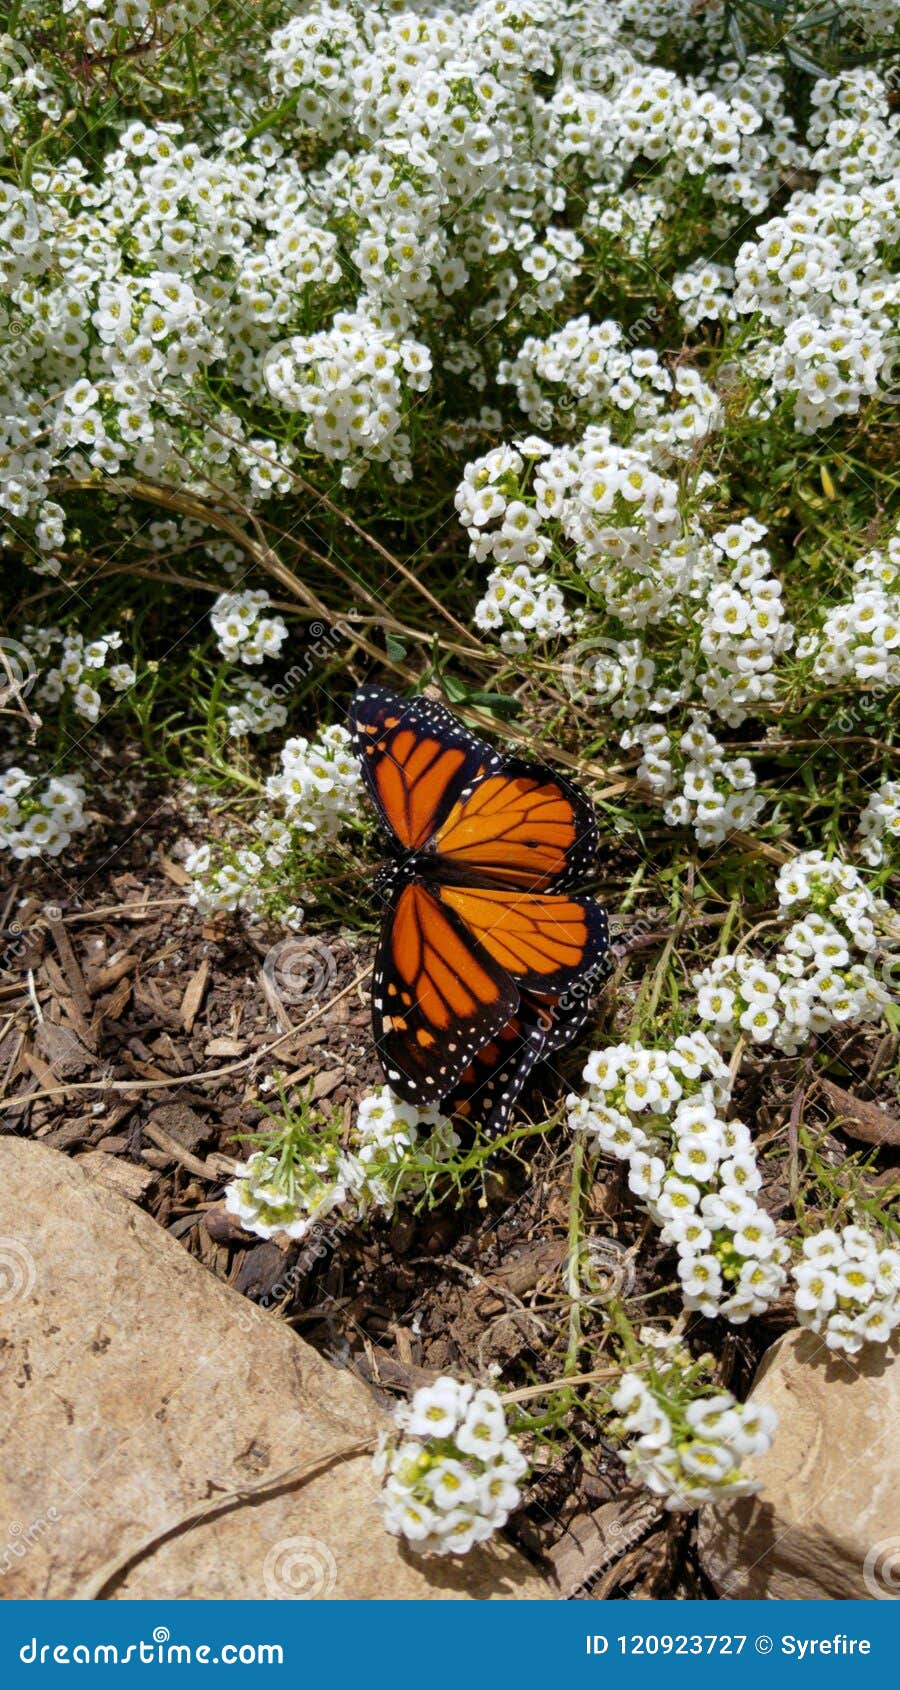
[349,688,609,1135]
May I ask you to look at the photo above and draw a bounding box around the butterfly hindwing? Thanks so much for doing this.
[435,885,609,995]
[372,876,518,1106]
[446,979,605,1138]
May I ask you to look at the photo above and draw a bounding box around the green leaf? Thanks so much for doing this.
[727,12,748,66]
[738,0,790,15]
[439,677,521,719]
[784,43,829,77]
[385,634,407,662]
[790,5,842,32]
[466,690,522,720]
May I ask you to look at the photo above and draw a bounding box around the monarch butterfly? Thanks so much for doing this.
[349,688,609,1134]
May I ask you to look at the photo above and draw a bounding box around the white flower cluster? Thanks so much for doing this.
[264,723,361,834]
[580,517,794,728]
[210,591,288,667]
[226,1140,352,1242]
[225,677,289,739]
[0,29,62,142]
[838,2,899,42]
[857,778,900,868]
[184,843,270,919]
[612,1371,777,1510]
[498,315,721,459]
[266,7,362,145]
[51,1,205,58]
[24,626,135,725]
[374,1377,527,1556]
[460,431,682,650]
[0,768,86,860]
[225,1086,459,1243]
[792,1225,900,1355]
[567,1035,789,1322]
[0,0,866,577]
[349,1086,460,1219]
[671,260,735,329]
[802,526,900,693]
[474,564,572,652]
[186,723,362,917]
[264,307,431,486]
[695,852,891,1055]
[459,451,796,844]
[548,37,800,223]
[695,521,794,726]
[718,70,900,433]
[622,714,764,847]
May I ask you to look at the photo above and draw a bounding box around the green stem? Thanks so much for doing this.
[564,1138,586,1379]
[604,1297,642,1367]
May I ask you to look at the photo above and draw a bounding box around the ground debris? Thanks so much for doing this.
[548,1492,664,1597]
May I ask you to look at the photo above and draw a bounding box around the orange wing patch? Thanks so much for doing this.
[373,736,469,850]
[433,759,598,888]
[373,880,518,1102]
[391,881,501,1027]
[437,886,603,991]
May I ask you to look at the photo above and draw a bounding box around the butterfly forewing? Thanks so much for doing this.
[349,688,500,853]
[433,758,599,889]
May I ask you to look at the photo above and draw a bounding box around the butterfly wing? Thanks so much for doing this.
[372,876,518,1106]
[443,988,586,1137]
[442,1012,539,1136]
[432,757,599,890]
[434,885,609,995]
[349,688,501,854]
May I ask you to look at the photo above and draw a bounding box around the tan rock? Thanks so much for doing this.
[0,1138,550,1600]
[698,1327,900,1599]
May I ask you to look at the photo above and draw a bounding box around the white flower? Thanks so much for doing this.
[613,1369,775,1511]
[375,1375,527,1557]
[791,1224,899,1352]
[405,1378,469,1441]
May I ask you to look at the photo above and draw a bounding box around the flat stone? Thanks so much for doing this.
[0,1139,549,1600]
[698,1327,900,1599]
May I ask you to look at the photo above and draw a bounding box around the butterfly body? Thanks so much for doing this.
[350,688,609,1133]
